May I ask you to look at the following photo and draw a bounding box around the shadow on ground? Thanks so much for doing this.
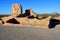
[49,19,60,29]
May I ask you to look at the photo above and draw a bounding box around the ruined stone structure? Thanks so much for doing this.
[0,4,54,28]
[17,9,38,18]
[11,4,22,17]
[25,9,38,18]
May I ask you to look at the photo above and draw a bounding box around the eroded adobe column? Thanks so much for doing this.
[11,4,22,17]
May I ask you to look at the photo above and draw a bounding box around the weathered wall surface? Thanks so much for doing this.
[11,4,22,17]
[1,16,14,23]
[15,16,51,28]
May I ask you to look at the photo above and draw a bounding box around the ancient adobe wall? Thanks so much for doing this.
[0,4,52,28]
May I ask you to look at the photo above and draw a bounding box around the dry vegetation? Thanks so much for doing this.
[38,13,60,19]
[0,15,10,18]
[0,13,60,18]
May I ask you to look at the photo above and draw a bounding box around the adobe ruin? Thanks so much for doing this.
[0,4,59,28]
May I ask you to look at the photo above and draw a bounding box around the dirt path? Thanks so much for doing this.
[0,25,60,40]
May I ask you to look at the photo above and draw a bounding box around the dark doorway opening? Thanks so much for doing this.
[49,19,60,29]
[7,18,20,24]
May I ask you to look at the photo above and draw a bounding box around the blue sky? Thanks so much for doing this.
[0,0,60,14]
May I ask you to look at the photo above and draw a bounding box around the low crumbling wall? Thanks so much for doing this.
[15,16,51,28]
[1,16,51,28]
[1,16,14,23]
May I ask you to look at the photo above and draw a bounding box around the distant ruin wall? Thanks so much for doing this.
[0,4,53,28]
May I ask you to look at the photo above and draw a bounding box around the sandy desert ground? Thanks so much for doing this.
[0,25,60,40]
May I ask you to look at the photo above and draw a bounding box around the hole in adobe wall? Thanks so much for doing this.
[49,19,60,29]
[7,18,20,24]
